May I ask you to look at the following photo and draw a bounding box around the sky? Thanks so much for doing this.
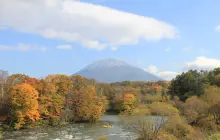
[1,0,220,80]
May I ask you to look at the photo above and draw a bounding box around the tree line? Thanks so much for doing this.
[1,68,220,139]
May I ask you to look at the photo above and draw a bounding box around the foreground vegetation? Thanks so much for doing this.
[0,68,220,139]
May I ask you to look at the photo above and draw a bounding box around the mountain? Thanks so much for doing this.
[74,59,163,82]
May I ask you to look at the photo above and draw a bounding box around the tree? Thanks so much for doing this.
[168,70,205,101]
[9,83,40,129]
[0,70,8,98]
[116,93,136,112]
[71,75,87,90]
[0,70,9,116]
[7,74,29,86]
[37,81,64,122]
[45,74,72,96]
[201,85,220,106]
[66,86,105,122]
[208,68,220,86]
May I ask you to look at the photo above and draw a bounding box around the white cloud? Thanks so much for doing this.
[146,64,158,74]
[0,43,47,52]
[158,71,180,80]
[82,40,107,50]
[111,47,117,51]
[216,25,220,32]
[145,64,179,80]
[165,47,171,52]
[184,56,220,71]
[56,45,72,50]
[0,0,177,50]
[145,56,220,81]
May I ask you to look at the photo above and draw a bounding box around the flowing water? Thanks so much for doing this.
[3,115,165,140]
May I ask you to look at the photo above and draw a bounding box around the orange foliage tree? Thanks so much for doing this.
[67,86,105,122]
[9,83,40,129]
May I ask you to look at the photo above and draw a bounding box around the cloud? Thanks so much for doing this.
[0,43,47,52]
[146,64,158,74]
[145,56,220,80]
[157,71,180,80]
[165,47,171,52]
[111,47,117,51]
[0,0,177,50]
[56,45,72,50]
[216,25,220,32]
[184,56,220,71]
[82,40,107,50]
[145,64,179,80]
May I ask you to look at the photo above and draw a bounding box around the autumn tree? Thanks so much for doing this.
[9,83,40,129]
[66,85,105,122]
[0,70,9,116]
[201,85,220,106]
[35,80,65,125]
[7,74,29,86]
[0,70,8,98]
[116,93,136,112]
[45,74,72,96]
[201,86,220,125]
[26,78,40,89]
[71,75,87,90]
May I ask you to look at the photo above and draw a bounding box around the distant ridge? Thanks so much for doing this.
[74,59,163,82]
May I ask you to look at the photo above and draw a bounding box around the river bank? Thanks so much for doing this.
[2,115,167,140]
[2,115,136,140]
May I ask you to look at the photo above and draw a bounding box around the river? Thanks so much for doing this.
[3,115,165,140]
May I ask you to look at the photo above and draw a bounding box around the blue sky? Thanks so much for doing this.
[1,0,220,80]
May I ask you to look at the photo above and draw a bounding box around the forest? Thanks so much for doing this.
[0,68,220,140]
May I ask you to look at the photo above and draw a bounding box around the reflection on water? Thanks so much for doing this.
[3,115,165,140]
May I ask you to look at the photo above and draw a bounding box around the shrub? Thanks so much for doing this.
[157,131,178,140]
[165,121,196,140]
[130,105,151,116]
[197,118,217,133]
[206,133,220,140]
[183,96,208,124]
[125,118,167,140]
[148,102,179,116]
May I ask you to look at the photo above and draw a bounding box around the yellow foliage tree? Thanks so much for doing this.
[45,74,72,96]
[9,83,40,129]
[36,80,65,123]
[117,93,136,112]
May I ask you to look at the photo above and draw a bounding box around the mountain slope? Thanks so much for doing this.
[74,59,162,82]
